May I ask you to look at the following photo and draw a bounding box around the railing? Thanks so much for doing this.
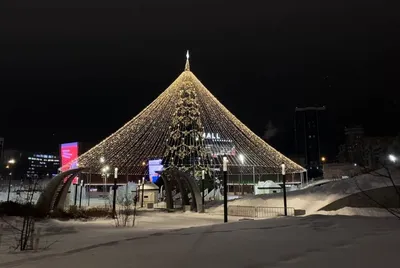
[226,206,295,218]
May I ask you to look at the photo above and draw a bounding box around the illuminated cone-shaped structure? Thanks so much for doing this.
[68,53,305,175]
[163,59,210,175]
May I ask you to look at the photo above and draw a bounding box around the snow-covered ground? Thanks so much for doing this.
[0,211,244,265]
[1,213,400,268]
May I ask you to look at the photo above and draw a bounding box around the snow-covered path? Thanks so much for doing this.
[2,214,400,268]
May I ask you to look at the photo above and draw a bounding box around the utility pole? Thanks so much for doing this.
[223,156,228,223]
[281,164,288,216]
[112,168,118,218]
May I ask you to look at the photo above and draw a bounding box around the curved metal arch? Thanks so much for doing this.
[175,173,190,207]
[36,168,86,216]
[162,169,202,212]
[159,173,174,209]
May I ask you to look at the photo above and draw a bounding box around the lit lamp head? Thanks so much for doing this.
[281,163,286,175]
[102,165,110,173]
[100,157,105,163]
[321,156,326,162]
[239,154,245,165]
[222,156,228,172]
[8,159,16,165]
[388,154,397,163]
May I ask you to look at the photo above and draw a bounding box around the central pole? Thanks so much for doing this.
[281,164,288,216]
[223,157,228,223]
[112,168,118,218]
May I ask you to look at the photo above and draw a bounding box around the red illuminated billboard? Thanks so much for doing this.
[61,142,79,184]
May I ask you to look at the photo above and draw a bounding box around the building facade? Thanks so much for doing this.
[337,126,398,168]
[2,149,60,180]
[294,106,326,178]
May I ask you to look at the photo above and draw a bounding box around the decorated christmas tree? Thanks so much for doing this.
[163,52,209,177]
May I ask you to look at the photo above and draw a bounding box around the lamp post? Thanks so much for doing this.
[223,156,228,223]
[74,180,78,206]
[281,163,288,216]
[141,177,145,208]
[6,159,16,202]
[239,154,245,195]
[321,156,326,174]
[79,179,84,208]
[201,170,205,213]
[112,168,118,218]
[101,165,110,199]
[137,179,141,207]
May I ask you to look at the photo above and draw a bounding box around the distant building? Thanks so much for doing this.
[25,153,60,179]
[0,137,4,163]
[323,163,362,180]
[338,126,365,164]
[2,149,60,180]
[337,126,397,168]
[294,106,326,178]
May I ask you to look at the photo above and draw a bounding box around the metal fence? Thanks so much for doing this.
[227,206,295,218]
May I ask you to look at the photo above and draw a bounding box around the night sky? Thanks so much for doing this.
[1,0,399,160]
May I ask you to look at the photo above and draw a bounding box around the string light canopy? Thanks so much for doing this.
[66,52,306,175]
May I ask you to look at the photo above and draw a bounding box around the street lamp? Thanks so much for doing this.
[388,154,397,163]
[223,156,228,223]
[7,159,16,202]
[321,156,326,173]
[101,165,110,198]
[239,154,245,195]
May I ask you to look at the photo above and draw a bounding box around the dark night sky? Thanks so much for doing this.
[0,0,399,159]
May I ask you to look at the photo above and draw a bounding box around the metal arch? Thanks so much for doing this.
[177,170,202,212]
[175,173,190,207]
[159,173,174,209]
[162,169,202,212]
[36,168,86,216]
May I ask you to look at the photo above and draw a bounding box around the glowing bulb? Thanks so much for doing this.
[388,154,397,163]
[239,154,245,164]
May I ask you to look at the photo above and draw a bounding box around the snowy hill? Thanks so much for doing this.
[208,168,400,215]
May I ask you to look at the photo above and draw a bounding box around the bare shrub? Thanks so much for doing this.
[112,193,137,227]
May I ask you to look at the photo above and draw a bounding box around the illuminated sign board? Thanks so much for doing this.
[148,159,163,183]
[202,132,221,140]
[60,142,79,184]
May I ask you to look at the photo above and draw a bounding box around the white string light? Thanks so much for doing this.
[63,56,306,175]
